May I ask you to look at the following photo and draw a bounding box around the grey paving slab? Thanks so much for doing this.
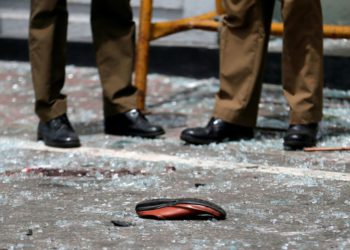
[0,61,350,249]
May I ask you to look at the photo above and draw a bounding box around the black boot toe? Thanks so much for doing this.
[105,109,165,138]
[38,114,81,148]
[283,123,318,150]
[180,118,253,145]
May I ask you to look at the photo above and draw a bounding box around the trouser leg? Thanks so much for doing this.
[91,0,137,117]
[29,0,68,121]
[282,0,323,124]
[214,0,275,127]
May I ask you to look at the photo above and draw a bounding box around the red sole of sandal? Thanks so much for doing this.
[135,198,226,220]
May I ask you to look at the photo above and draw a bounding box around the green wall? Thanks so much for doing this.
[273,0,350,25]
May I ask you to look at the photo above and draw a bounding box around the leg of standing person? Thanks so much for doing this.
[29,0,81,148]
[180,0,275,145]
[90,0,165,138]
[282,0,323,150]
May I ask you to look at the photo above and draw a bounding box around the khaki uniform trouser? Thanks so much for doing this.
[29,0,137,122]
[214,0,324,127]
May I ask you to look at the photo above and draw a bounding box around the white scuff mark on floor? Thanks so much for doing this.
[2,137,350,182]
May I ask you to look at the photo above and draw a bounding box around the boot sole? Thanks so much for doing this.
[180,133,253,145]
[104,129,165,138]
[37,134,81,148]
[283,140,316,151]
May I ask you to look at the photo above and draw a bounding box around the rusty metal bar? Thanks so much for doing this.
[150,12,218,40]
[151,20,350,41]
[304,146,350,152]
[215,0,225,15]
[271,23,350,39]
[135,0,153,110]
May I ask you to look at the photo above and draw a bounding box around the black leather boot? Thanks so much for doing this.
[104,109,165,138]
[37,114,81,148]
[180,118,254,145]
[283,123,318,150]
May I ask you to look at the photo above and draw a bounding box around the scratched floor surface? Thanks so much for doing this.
[0,61,350,249]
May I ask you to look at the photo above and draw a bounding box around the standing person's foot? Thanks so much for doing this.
[283,123,318,150]
[37,114,81,148]
[180,118,254,145]
[104,109,165,138]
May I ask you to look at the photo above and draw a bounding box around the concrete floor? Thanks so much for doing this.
[0,61,350,249]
